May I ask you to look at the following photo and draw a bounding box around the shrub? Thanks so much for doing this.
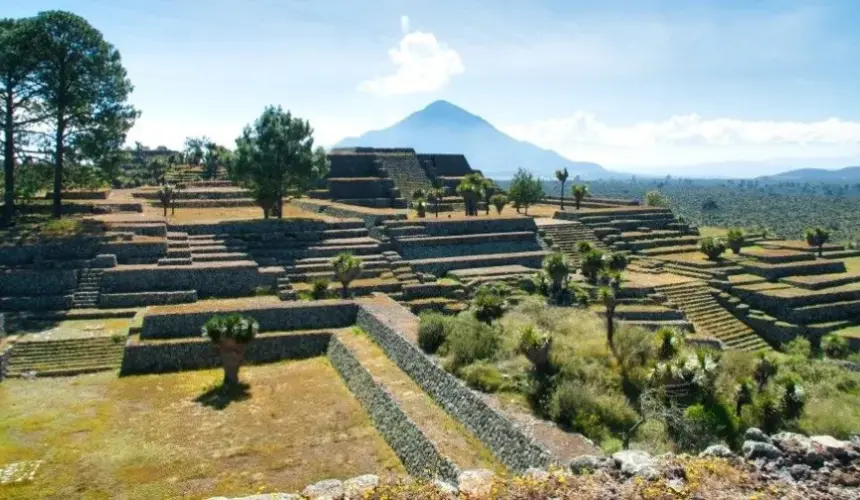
[699,237,726,261]
[726,228,745,254]
[417,312,449,354]
[782,336,812,358]
[253,286,274,296]
[580,249,605,282]
[576,241,593,254]
[471,285,507,324]
[752,386,784,434]
[680,402,739,451]
[549,381,639,441]
[444,316,501,372]
[822,333,850,359]
[754,353,779,389]
[645,190,668,207]
[490,193,508,214]
[655,327,683,360]
[459,361,505,392]
[201,314,259,344]
[310,278,331,300]
[781,377,806,421]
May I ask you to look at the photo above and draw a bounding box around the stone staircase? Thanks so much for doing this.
[537,221,606,266]
[160,231,192,266]
[71,269,104,309]
[378,154,434,201]
[6,337,125,377]
[276,270,296,300]
[655,282,772,352]
[188,234,250,262]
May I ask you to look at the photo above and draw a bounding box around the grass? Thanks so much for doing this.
[844,256,860,273]
[0,359,403,499]
[11,318,133,340]
[0,214,101,245]
[141,204,328,223]
[696,226,728,238]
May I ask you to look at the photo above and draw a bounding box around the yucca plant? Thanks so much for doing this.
[332,252,362,298]
[202,314,259,386]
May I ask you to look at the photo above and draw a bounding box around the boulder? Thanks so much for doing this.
[612,450,659,479]
[789,464,811,481]
[771,432,824,467]
[524,468,550,481]
[432,479,458,497]
[742,440,783,460]
[343,474,378,499]
[699,445,734,459]
[569,455,614,474]
[302,479,344,500]
[457,469,496,498]
[744,427,772,444]
[811,436,856,460]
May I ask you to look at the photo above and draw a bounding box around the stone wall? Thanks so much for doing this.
[356,304,551,472]
[0,342,11,382]
[0,295,72,311]
[141,301,358,339]
[120,331,332,375]
[0,238,101,265]
[419,217,538,237]
[101,263,261,297]
[328,337,460,482]
[417,154,473,177]
[398,240,542,260]
[170,218,333,237]
[99,241,167,264]
[291,199,407,228]
[100,290,198,308]
[0,269,78,296]
[328,178,394,200]
[328,154,380,178]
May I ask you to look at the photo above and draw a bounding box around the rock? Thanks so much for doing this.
[524,468,550,481]
[699,445,734,459]
[432,479,458,497]
[612,450,659,480]
[208,495,300,500]
[457,469,496,498]
[302,479,344,500]
[772,432,812,454]
[742,441,783,460]
[790,464,811,480]
[744,428,772,444]
[831,470,860,487]
[343,474,378,499]
[811,435,854,460]
[569,455,613,474]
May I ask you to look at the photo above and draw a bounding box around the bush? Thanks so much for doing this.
[655,327,683,360]
[645,190,668,207]
[580,249,605,282]
[201,314,259,344]
[699,236,727,261]
[822,333,850,359]
[490,193,508,214]
[680,402,739,451]
[726,228,745,254]
[471,285,507,324]
[417,312,449,354]
[310,278,331,300]
[783,336,812,358]
[459,361,505,392]
[549,381,639,441]
[444,316,501,372]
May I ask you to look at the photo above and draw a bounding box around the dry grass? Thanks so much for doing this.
[142,204,330,223]
[0,360,402,499]
[409,210,532,221]
[14,318,132,341]
[844,257,860,273]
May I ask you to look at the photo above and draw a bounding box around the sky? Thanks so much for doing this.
[6,0,860,174]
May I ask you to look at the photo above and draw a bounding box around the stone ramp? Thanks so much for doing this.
[337,331,504,474]
[656,282,772,352]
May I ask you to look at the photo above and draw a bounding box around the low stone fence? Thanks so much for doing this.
[740,260,846,281]
[100,290,198,308]
[101,262,261,297]
[170,218,337,236]
[419,217,537,237]
[99,241,167,264]
[141,300,358,339]
[0,269,78,296]
[0,294,72,311]
[328,337,460,482]
[356,303,551,472]
[120,331,332,375]
[291,199,406,228]
[398,239,542,261]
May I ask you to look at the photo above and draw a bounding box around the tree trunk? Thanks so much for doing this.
[575,198,581,210]
[818,244,823,257]
[163,204,167,217]
[559,182,565,210]
[606,310,616,354]
[52,115,65,219]
[218,339,245,387]
[341,283,349,299]
[3,92,15,226]
[524,204,529,215]
[275,196,283,219]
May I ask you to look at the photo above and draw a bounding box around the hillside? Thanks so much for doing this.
[334,100,619,180]
[758,166,860,183]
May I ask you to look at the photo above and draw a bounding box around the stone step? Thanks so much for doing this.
[193,252,250,262]
[158,257,193,266]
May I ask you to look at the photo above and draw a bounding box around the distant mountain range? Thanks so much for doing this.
[757,166,860,183]
[334,100,620,180]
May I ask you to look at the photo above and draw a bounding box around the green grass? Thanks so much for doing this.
[0,360,402,498]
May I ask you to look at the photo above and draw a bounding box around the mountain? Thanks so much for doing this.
[757,166,860,183]
[334,100,616,179]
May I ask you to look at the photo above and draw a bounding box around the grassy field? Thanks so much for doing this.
[844,257,860,273]
[0,359,402,499]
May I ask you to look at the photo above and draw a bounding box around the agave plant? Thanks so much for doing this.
[202,314,259,386]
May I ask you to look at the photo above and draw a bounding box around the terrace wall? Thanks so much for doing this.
[356,303,551,472]
[120,331,332,374]
[417,154,473,177]
[101,263,261,298]
[328,154,379,178]
[99,290,198,308]
[99,241,167,264]
[0,238,102,265]
[419,217,538,237]
[169,218,334,237]
[328,337,460,482]
[141,301,358,339]
[0,269,78,296]
[328,178,394,199]
[290,199,406,228]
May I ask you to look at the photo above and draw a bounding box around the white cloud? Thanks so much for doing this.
[502,113,860,170]
[358,19,464,96]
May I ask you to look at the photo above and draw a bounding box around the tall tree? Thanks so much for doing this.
[507,168,544,215]
[805,227,830,257]
[0,18,41,226]
[571,184,588,210]
[184,136,205,166]
[232,106,323,218]
[32,11,138,218]
[555,167,569,210]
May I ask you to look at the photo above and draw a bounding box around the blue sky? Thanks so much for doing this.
[6,0,860,173]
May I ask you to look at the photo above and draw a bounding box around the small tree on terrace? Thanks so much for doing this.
[555,167,569,210]
[645,190,668,207]
[508,168,544,215]
[490,193,508,214]
[699,236,726,261]
[481,177,500,215]
[202,314,259,387]
[542,252,571,300]
[571,184,588,210]
[232,106,325,219]
[805,227,830,257]
[428,187,445,217]
[332,252,362,298]
[456,173,483,216]
[726,228,745,254]
[157,184,175,217]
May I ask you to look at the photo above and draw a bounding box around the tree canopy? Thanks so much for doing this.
[507,168,544,214]
[232,106,327,218]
